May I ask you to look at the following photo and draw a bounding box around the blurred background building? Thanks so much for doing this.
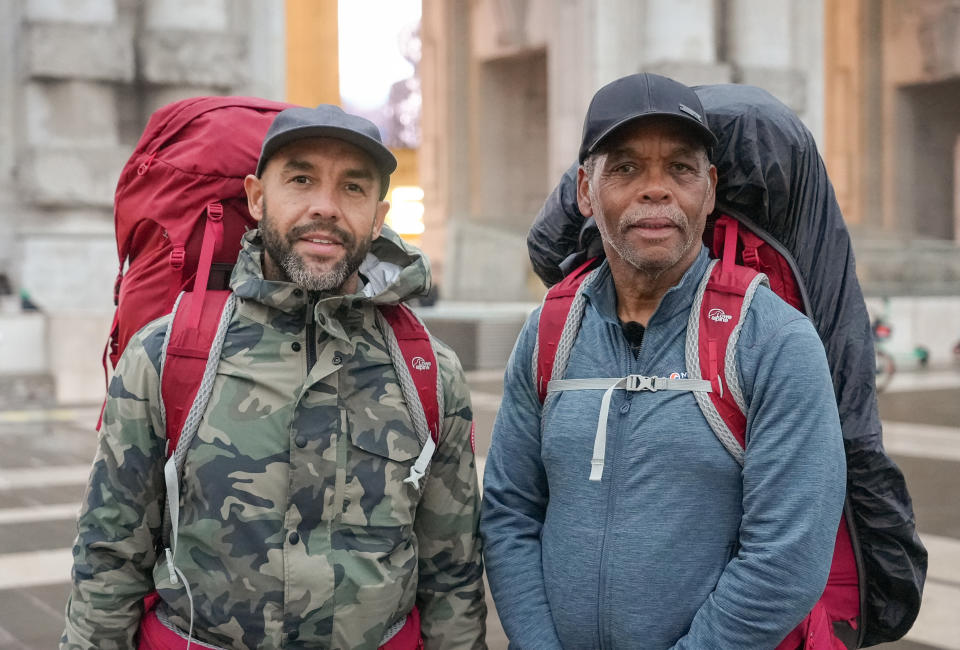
[1,0,958,405]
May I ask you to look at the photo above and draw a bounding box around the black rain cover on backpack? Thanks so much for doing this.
[527,84,927,646]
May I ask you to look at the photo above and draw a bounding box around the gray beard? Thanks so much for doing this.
[277,248,357,292]
[259,202,373,293]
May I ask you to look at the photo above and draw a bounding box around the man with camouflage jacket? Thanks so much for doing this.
[62,105,486,649]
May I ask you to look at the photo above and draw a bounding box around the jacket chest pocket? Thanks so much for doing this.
[341,406,424,528]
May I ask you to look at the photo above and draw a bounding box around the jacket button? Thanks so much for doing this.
[293,289,303,298]
[333,353,342,365]
[289,532,300,545]
[295,436,307,448]
[288,630,299,641]
[292,342,301,352]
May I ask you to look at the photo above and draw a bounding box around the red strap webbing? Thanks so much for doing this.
[183,203,224,330]
[160,289,232,455]
[159,202,229,455]
[701,216,760,448]
[536,257,600,403]
[721,214,739,275]
[379,304,442,444]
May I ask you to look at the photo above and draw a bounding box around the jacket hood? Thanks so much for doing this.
[231,225,432,309]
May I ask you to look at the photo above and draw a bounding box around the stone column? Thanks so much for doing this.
[6,0,284,403]
[545,0,594,181]
[546,0,733,183]
[640,0,732,85]
[420,0,473,295]
[284,0,334,106]
[544,0,641,181]
[727,0,824,143]
[249,3,287,102]
[0,0,20,281]
[13,0,134,402]
[824,0,865,226]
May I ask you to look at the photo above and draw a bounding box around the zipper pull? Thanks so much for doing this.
[137,152,156,176]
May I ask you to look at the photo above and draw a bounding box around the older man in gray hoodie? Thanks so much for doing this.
[480,73,846,649]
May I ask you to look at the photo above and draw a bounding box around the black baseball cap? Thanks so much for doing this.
[579,73,718,163]
[256,104,398,197]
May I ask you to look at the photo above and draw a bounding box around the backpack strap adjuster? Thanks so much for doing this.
[169,245,186,270]
[741,245,761,269]
[206,202,223,222]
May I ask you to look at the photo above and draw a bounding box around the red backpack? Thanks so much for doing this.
[106,96,440,649]
[109,96,289,367]
[536,214,858,650]
[107,94,441,447]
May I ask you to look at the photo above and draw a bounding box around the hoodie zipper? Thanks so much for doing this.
[597,326,642,649]
[305,297,317,373]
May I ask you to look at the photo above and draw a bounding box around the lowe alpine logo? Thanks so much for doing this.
[412,356,432,371]
[708,308,733,323]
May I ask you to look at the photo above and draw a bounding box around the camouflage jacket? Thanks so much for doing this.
[62,229,486,649]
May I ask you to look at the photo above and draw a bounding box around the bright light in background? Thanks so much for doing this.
[387,186,425,237]
[338,0,421,111]
[339,0,423,241]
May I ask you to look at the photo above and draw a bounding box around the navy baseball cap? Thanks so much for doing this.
[256,104,398,197]
[579,73,718,163]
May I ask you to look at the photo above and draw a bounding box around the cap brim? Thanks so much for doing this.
[257,125,398,177]
[584,111,718,161]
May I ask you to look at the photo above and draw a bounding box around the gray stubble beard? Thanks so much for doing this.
[259,200,374,293]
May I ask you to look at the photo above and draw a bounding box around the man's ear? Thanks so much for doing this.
[243,174,264,223]
[372,200,390,239]
[576,166,594,218]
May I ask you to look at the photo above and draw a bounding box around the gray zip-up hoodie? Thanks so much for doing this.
[481,247,846,649]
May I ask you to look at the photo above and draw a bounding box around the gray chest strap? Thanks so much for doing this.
[548,375,712,481]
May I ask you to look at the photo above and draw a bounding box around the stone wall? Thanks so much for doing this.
[0,0,284,404]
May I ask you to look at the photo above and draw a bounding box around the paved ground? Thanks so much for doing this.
[1,368,958,649]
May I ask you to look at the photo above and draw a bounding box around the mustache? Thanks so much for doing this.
[618,207,688,232]
[286,222,356,246]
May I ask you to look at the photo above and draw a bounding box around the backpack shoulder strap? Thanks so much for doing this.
[536,257,601,403]
[158,288,235,589]
[160,289,235,457]
[378,302,441,444]
[687,216,768,464]
[378,303,443,489]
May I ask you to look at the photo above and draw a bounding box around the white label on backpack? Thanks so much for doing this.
[708,308,733,323]
[412,356,432,371]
